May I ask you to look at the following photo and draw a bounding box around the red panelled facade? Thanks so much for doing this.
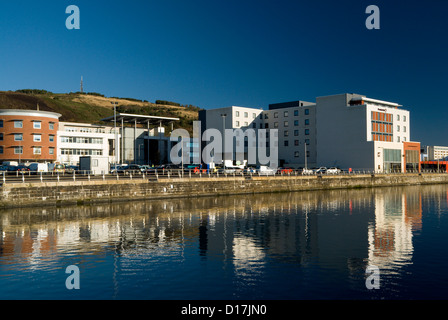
[0,110,61,163]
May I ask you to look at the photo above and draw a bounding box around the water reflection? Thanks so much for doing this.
[0,185,447,299]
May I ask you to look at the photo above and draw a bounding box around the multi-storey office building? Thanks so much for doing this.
[199,93,419,172]
[0,109,61,163]
[315,94,414,172]
[198,106,264,165]
[57,122,120,166]
[426,146,448,161]
[265,101,317,168]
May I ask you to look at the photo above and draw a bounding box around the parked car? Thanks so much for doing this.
[302,168,314,175]
[256,166,276,175]
[0,165,8,171]
[244,167,256,174]
[65,165,79,174]
[278,167,293,174]
[327,167,341,174]
[315,167,327,174]
[53,164,66,173]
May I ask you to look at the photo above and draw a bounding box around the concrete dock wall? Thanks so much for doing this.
[1,173,448,209]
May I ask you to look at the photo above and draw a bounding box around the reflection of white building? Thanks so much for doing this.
[57,122,120,165]
[367,191,422,272]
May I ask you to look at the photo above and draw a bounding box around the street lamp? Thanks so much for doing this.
[111,102,118,165]
[221,114,227,170]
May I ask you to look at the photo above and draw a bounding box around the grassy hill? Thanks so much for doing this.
[0,90,200,133]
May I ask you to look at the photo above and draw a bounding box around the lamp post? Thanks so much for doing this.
[221,114,227,170]
[111,102,118,165]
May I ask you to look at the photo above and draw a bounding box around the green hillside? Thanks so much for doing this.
[0,90,200,133]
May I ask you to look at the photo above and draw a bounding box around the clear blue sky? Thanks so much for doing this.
[0,0,447,145]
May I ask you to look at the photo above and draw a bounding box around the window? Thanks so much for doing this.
[305,139,310,145]
[252,123,257,128]
[49,147,55,155]
[252,113,256,119]
[14,146,23,154]
[284,111,288,117]
[0,133,3,141]
[294,110,299,116]
[33,121,42,129]
[294,120,299,126]
[14,121,23,128]
[0,120,3,128]
[244,112,248,118]
[305,109,310,115]
[264,114,268,119]
[284,140,289,147]
[235,121,240,127]
[274,122,279,128]
[14,133,23,141]
[294,151,299,157]
[305,129,310,135]
[244,122,248,126]
[384,149,401,162]
[284,130,289,137]
[265,123,269,128]
[33,134,42,142]
[403,126,406,133]
[49,122,55,130]
[284,121,289,127]
[403,137,407,142]
[274,112,278,118]
[33,147,42,155]
[397,115,400,121]
[294,130,299,136]
[0,146,3,154]
[397,136,400,142]
[49,135,55,142]
[294,140,299,146]
[403,116,407,122]
[236,111,240,117]
[397,125,400,132]
[305,119,310,126]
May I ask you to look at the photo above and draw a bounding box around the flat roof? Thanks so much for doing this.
[351,96,402,108]
[0,109,62,119]
[101,113,180,125]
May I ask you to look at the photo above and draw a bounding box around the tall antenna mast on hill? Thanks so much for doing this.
[80,76,84,93]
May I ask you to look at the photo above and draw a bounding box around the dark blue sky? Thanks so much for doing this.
[0,1,447,145]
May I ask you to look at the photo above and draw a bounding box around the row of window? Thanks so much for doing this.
[1,133,56,143]
[234,109,311,119]
[235,120,311,128]
[0,120,56,130]
[236,139,312,147]
[60,149,103,156]
[272,109,310,118]
[0,146,55,155]
[61,137,104,144]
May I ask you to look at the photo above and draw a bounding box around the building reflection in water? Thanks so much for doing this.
[0,185,443,297]
[367,187,423,274]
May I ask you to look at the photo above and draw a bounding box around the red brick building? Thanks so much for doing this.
[0,109,61,163]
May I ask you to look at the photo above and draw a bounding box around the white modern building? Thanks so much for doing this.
[315,94,414,172]
[425,146,448,161]
[199,93,420,172]
[57,122,120,166]
[198,106,264,165]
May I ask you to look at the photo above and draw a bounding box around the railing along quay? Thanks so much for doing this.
[0,168,444,185]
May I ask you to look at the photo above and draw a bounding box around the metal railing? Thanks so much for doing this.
[0,168,445,185]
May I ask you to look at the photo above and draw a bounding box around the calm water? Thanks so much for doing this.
[1,184,448,300]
